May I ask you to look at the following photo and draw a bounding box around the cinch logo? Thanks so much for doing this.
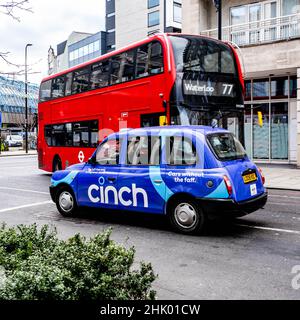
[88,183,149,208]
[184,83,215,94]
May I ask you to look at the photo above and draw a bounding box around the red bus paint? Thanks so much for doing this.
[38,33,244,172]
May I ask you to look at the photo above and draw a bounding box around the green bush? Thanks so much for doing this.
[0,224,156,300]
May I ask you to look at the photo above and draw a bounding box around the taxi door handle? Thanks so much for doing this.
[108,177,116,183]
[154,179,162,184]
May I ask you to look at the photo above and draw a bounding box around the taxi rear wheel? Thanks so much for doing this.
[168,198,206,235]
[55,186,78,217]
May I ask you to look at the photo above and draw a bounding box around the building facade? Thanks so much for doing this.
[182,0,300,167]
[105,0,182,51]
[0,76,38,132]
[48,31,107,75]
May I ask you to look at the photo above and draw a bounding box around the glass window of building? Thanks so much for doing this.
[148,0,159,9]
[271,77,288,99]
[271,102,288,159]
[282,0,299,15]
[253,103,270,159]
[230,5,247,25]
[148,11,160,27]
[173,2,182,23]
[253,79,269,100]
[290,76,297,98]
[245,80,251,101]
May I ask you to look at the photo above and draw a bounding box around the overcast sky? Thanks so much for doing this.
[0,0,105,85]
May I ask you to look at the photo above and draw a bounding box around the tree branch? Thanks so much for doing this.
[0,0,32,22]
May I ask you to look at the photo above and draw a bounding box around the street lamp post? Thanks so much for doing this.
[25,43,32,154]
[213,0,222,40]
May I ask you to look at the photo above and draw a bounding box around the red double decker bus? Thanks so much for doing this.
[38,33,245,172]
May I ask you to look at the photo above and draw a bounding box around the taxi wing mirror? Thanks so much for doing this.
[88,157,97,165]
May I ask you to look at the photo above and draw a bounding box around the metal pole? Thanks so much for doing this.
[218,0,222,40]
[164,0,166,32]
[25,44,32,154]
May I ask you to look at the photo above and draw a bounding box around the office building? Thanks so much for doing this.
[105,0,182,51]
[182,0,300,167]
[48,31,107,75]
[0,76,38,131]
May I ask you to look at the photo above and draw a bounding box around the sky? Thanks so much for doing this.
[0,0,105,85]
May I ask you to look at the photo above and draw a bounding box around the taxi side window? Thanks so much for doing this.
[96,139,121,165]
[166,136,197,166]
[127,135,160,165]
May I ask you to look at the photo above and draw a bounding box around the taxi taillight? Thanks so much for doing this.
[223,175,232,195]
[258,167,265,185]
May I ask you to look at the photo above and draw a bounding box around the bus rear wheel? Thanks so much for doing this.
[53,156,62,172]
[168,198,206,235]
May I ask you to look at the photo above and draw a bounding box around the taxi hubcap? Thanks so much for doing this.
[174,203,197,229]
[59,191,73,212]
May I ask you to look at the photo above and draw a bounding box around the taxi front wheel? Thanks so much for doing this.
[55,186,78,217]
[168,198,206,235]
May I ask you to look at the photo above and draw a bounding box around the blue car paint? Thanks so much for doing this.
[51,126,266,215]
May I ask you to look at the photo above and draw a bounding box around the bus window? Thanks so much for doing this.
[136,43,150,79]
[39,80,52,102]
[90,120,99,147]
[51,76,65,98]
[72,68,90,94]
[52,124,67,147]
[73,122,89,147]
[90,60,110,89]
[65,123,73,146]
[45,125,52,146]
[121,49,135,82]
[65,72,73,96]
[110,54,122,85]
[149,41,164,75]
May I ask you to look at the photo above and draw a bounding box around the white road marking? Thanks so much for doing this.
[0,201,53,214]
[236,224,300,235]
[0,186,49,195]
[269,195,300,200]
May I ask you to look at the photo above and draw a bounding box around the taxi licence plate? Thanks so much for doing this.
[243,173,257,184]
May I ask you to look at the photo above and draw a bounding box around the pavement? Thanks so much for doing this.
[0,150,37,157]
[258,163,300,191]
[0,155,300,299]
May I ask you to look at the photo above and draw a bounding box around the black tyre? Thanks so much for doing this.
[55,186,78,217]
[168,198,206,235]
[53,156,62,172]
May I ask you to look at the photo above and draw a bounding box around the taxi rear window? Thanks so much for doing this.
[207,132,247,161]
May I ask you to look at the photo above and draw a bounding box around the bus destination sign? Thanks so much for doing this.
[183,80,235,97]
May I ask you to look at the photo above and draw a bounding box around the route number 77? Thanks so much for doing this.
[222,84,234,96]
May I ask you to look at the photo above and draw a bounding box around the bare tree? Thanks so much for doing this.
[0,0,32,21]
[0,1,33,75]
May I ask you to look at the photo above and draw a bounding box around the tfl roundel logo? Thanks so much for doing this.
[78,151,85,163]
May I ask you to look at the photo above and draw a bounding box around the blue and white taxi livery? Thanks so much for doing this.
[50,126,268,234]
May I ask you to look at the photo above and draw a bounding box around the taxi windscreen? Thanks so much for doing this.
[207,132,247,161]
